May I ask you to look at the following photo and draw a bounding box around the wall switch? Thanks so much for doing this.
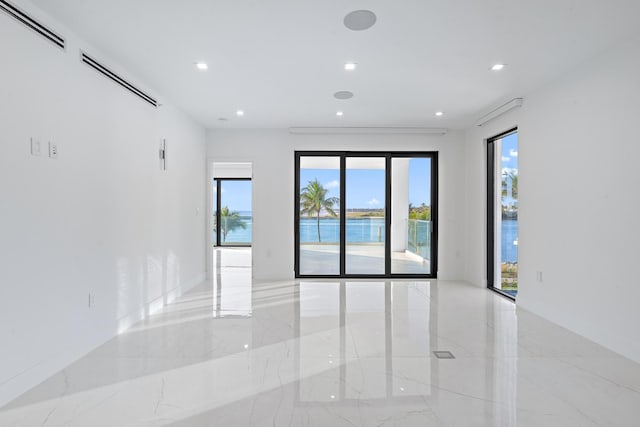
[49,141,58,159]
[48,142,58,159]
[536,271,543,282]
[88,293,95,308]
[30,138,41,156]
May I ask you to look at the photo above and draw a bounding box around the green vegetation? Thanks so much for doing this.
[300,179,340,242]
[346,210,384,218]
[501,170,518,199]
[501,262,518,290]
[409,203,431,221]
[218,206,247,243]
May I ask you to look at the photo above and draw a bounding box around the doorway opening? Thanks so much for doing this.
[209,162,253,316]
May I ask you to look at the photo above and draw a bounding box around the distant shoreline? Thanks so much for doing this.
[301,212,385,219]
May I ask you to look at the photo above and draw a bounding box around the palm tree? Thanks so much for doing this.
[218,206,247,243]
[300,179,339,242]
[501,170,518,199]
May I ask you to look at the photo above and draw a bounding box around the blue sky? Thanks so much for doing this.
[300,157,431,210]
[501,133,518,174]
[214,180,252,212]
[214,158,433,213]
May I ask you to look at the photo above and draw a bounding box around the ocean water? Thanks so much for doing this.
[218,215,518,264]
[219,217,387,244]
[300,218,386,243]
[501,219,518,263]
[216,215,252,244]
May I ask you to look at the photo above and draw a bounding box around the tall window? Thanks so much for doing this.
[213,179,252,246]
[298,157,341,275]
[295,152,437,278]
[487,129,518,298]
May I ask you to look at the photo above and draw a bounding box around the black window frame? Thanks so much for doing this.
[486,127,518,300]
[295,151,438,279]
[213,177,252,247]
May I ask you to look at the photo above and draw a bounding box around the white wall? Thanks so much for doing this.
[212,162,252,179]
[463,34,640,363]
[0,2,206,406]
[207,129,466,281]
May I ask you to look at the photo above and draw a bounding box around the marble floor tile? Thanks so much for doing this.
[2,247,640,426]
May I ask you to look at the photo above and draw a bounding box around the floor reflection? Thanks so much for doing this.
[296,281,438,404]
[2,248,639,427]
[213,247,252,317]
[299,245,431,275]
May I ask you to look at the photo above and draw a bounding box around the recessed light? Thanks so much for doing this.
[336,111,344,116]
[236,110,244,116]
[344,62,357,71]
[195,62,208,70]
[435,111,444,116]
[491,63,505,71]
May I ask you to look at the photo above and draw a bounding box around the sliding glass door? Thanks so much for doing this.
[345,156,387,275]
[391,157,433,275]
[298,157,341,275]
[295,152,437,278]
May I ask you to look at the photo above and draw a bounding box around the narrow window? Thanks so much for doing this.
[487,129,518,298]
[213,179,252,247]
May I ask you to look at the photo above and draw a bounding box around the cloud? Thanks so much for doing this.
[502,167,518,176]
[501,156,510,162]
[509,149,518,157]
[367,198,380,206]
[325,180,339,189]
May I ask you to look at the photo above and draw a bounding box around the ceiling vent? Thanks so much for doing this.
[0,0,65,49]
[80,52,158,107]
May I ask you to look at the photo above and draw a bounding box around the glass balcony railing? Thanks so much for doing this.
[296,218,430,258]
[407,219,431,260]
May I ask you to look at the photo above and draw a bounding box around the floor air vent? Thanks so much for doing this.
[433,351,455,359]
[81,52,158,107]
[0,0,65,49]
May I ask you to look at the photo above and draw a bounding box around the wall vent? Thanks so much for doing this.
[0,0,65,49]
[80,52,158,107]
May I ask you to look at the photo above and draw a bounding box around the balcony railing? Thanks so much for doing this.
[407,219,431,260]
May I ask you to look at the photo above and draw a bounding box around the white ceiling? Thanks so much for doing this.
[28,0,640,130]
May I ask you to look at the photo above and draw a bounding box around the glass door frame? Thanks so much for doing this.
[486,127,517,300]
[213,177,252,247]
[295,151,438,279]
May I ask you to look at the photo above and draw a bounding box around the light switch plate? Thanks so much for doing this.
[49,141,58,159]
[30,138,41,156]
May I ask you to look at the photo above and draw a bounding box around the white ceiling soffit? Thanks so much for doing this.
[28,0,640,129]
[299,157,386,170]
[475,98,523,127]
[346,157,385,170]
[300,157,340,170]
[212,162,253,178]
